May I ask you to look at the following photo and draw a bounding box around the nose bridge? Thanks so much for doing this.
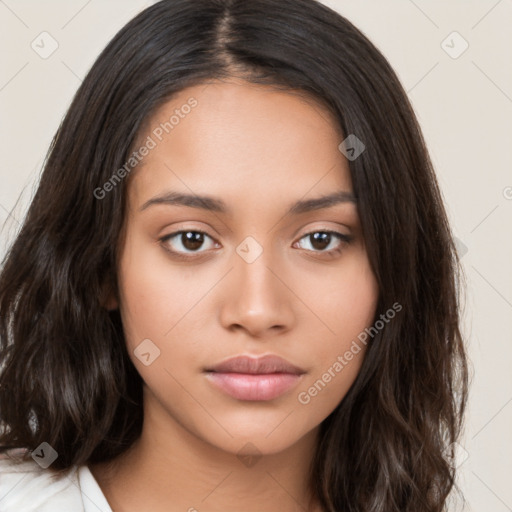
[237,247,276,299]
[219,234,294,336]
[235,235,283,310]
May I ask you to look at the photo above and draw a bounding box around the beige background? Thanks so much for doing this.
[1,1,511,510]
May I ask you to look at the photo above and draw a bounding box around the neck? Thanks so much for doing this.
[90,388,323,512]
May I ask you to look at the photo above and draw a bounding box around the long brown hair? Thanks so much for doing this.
[0,1,468,510]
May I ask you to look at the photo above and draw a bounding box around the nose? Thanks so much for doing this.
[218,245,295,339]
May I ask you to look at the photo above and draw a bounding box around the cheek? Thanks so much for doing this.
[328,257,379,336]
[296,248,379,343]
[116,231,204,347]
[293,254,379,409]
[116,234,208,403]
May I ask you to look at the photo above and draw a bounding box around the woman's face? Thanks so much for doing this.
[113,79,379,456]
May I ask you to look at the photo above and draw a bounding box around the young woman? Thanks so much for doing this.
[0,0,468,510]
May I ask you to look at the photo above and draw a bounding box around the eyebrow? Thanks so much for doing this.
[139,189,357,215]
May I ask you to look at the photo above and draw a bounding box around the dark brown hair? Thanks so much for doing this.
[0,0,468,510]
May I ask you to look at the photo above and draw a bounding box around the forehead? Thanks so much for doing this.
[128,80,352,211]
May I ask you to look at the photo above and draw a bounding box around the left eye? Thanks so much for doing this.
[296,230,351,253]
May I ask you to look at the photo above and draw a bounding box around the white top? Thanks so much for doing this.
[0,457,112,512]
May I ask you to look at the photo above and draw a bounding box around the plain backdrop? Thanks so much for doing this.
[1,1,511,510]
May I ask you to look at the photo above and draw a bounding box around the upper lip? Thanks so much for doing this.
[206,355,305,375]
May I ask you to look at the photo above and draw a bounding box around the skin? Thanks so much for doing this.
[90,79,379,512]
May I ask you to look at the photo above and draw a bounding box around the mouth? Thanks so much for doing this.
[204,354,306,401]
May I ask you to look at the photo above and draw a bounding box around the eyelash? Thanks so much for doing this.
[159,229,352,260]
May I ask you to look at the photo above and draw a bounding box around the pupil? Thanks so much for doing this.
[182,232,204,250]
[311,232,330,250]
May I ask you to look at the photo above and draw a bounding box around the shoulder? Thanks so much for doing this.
[0,453,83,512]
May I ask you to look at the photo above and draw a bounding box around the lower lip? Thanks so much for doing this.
[205,372,302,401]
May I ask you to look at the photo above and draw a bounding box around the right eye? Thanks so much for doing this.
[159,230,219,258]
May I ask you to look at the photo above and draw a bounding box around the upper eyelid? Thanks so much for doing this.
[161,226,349,238]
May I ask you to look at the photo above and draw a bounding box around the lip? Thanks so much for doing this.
[204,355,306,401]
[206,354,305,375]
